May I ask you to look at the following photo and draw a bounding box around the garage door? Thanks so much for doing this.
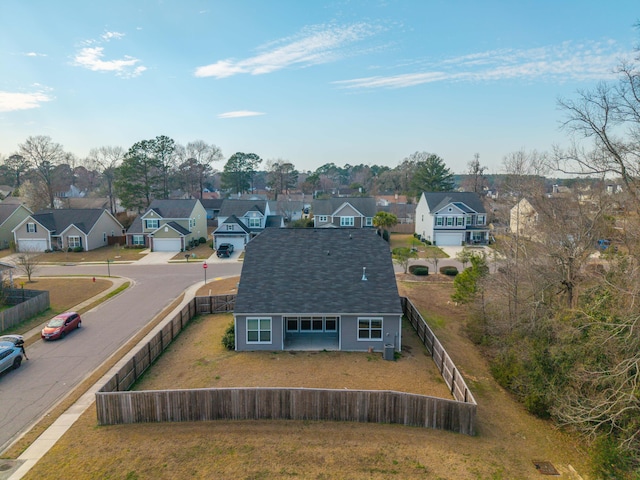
[153,238,182,252]
[17,239,47,252]
[435,232,463,246]
[215,236,246,252]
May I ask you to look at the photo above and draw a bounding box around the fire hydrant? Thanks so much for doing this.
[92,277,95,283]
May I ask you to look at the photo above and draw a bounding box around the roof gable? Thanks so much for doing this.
[145,199,199,219]
[219,199,267,218]
[31,209,118,235]
[421,192,485,214]
[312,197,377,217]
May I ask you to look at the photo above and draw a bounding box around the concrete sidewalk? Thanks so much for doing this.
[3,279,207,480]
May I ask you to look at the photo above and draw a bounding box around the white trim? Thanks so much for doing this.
[246,317,272,344]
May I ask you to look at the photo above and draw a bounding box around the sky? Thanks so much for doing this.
[0,1,638,175]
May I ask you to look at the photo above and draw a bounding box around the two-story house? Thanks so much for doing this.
[212,199,283,251]
[311,197,377,228]
[415,192,489,246]
[125,199,207,252]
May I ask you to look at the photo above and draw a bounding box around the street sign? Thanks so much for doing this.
[203,262,208,269]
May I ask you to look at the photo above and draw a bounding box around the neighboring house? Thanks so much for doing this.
[0,203,32,250]
[415,192,489,246]
[213,199,283,251]
[312,197,377,228]
[13,209,124,252]
[125,199,208,252]
[200,199,224,221]
[234,228,403,352]
[509,198,539,237]
[270,198,304,222]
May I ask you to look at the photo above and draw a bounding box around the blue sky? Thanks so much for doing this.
[0,1,638,175]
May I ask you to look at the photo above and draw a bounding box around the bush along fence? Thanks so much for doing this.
[95,295,476,435]
[0,288,50,332]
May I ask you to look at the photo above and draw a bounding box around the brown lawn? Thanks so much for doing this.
[19,275,591,480]
[35,244,147,263]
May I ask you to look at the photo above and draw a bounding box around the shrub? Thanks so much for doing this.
[423,239,432,245]
[221,321,235,350]
[409,265,429,276]
[382,230,390,242]
[198,237,207,244]
[440,266,458,276]
[73,246,84,253]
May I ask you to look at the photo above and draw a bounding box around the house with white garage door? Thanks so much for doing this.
[13,208,124,252]
[414,192,489,246]
[125,199,207,252]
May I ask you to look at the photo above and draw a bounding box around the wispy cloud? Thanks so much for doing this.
[334,40,629,89]
[72,31,145,78]
[24,52,46,57]
[195,23,380,78]
[0,88,53,112]
[217,111,265,119]
[101,31,125,41]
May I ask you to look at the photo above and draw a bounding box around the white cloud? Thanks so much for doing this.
[217,111,265,119]
[73,31,145,78]
[101,31,125,41]
[334,40,629,89]
[25,52,46,57]
[0,90,53,112]
[73,46,144,78]
[195,23,379,78]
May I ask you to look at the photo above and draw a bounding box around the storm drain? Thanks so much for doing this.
[0,460,16,471]
[532,460,560,475]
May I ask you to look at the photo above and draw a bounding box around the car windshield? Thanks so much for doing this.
[47,318,65,327]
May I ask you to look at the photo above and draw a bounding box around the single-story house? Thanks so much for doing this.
[12,208,124,252]
[125,199,208,252]
[234,228,403,352]
[415,192,489,246]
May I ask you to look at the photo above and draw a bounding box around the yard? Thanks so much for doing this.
[19,277,591,480]
[390,233,449,260]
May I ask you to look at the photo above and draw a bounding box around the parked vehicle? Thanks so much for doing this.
[216,243,235,258]
[41,312,82,340]
[0,335,25,374]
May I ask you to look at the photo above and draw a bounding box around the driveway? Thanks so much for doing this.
[135,251,177,265]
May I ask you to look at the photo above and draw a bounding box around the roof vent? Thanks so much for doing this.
[361,267,367,281]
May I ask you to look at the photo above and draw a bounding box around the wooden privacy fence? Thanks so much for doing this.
[96,387,475,434]
[0,289,50,332]
[401,297,476,406]
[95,294,476,435]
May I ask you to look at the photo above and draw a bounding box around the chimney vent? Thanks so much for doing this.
[361,267,367,281]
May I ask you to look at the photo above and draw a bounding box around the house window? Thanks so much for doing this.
[325,316,338,332]
[248,217,261,228]
[317,215,328,223]
[364,217,373,227]
[145,219,159,229]
[358,317,383,340]
[226,224,234,231]
[456,217,464,226]
[340,216,354,227]
[477,215,485,225]
[436,216,443,226]
[103,232,107,242]
[446,217,453,226]
[68,236,81,248]
[189,218,195,229]
[466,216,472,225]
[26,223,37,233]
[132,235,145,245]
[285,317,299,332]
[247,317,271,343]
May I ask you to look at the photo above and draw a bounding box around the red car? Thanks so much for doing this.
[41,312,82,340]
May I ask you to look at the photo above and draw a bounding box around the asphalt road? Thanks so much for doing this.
[0,260,242,453]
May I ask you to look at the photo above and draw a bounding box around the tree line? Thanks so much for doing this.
[0,135,466,213]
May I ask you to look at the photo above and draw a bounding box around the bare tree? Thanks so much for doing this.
[86,146,124,214]
[183,140,223,199]
[19,135,65,208]
[15,250,41,282]
[463,153,487,193]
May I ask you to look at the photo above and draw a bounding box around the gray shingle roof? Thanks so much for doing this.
[219,199,266,217]
[32,209,110,234]
[0,204,25,225]
[422,192,485,214]
[312,197,377,217]
[147,199,198,218]
[235,228,402,315]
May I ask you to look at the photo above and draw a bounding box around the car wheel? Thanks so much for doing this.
[77,321,81,328]
[13,356,22,369]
